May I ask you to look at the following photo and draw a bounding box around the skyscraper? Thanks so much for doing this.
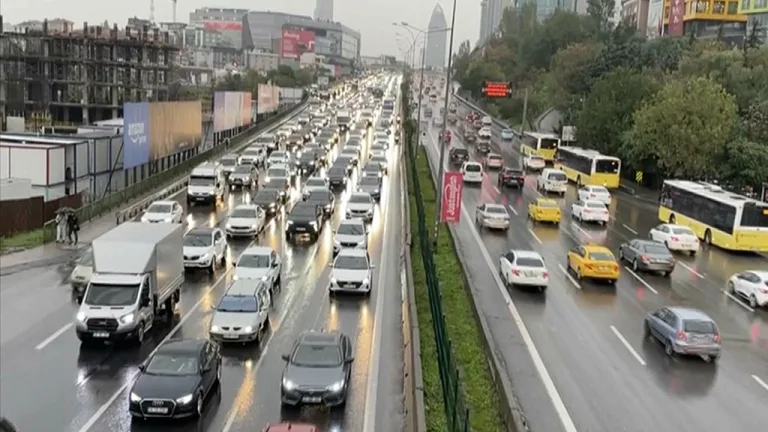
[480,1,492,42]
[314,0,334,22]
[426,4,448,68]
[479,0,513,44]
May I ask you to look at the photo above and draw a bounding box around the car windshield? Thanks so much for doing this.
[642,244,669,255]
[334,256,369,269]
[266,180,287,189]
[338,223,365,235]
[238,254,270,268]
[517,257,544,267]
[452,150,468,156]
[220,158,236,166]
[254,191,278,201]
[307,192,330,202]
[231,208,257,218]
[486,206,507,214]
[588,252,614,261]
[595,159,620,174]
[84,283,139,306]
[268,169,288,178]
[234,165,251,174]
[465,164,481,172]
[272,152,287,159]
[217,295,258,313]
[537,200,558,208]
[184,233,212,247]
[360,177,379,186]
[530,156,544,161]
[547,172,567,181]
[292,205,317,216]
[306,179,326,187]
[189,176,215,186]
[145,353,199,376]
[349,195,371,204]
[683,319,716,334]
[590,186,609,193]
[290,134,303,140]
[147,203,172,213]
[672,227,695,235]
[505,170,523,176]
[586,202,606,209]
[291,344,342,367]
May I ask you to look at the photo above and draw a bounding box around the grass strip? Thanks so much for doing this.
[0,228,45,252]
[407,146,505,432]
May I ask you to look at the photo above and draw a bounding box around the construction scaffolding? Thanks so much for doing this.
[0,16,181,129]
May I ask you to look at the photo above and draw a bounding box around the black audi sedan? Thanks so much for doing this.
[263,178,291,204]
[280,330,354,409]
[334,156,355,175]
[252,189,283,215]
[129,339,221,420]
[285,202,325,241]
[296,151,319,175]
[304,189,335,218]
[327,166,349,189]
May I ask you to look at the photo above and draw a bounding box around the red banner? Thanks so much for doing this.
[441,172,464,223]
[203,21,242,31]
[668,0,684,36]
[281,28,316,59]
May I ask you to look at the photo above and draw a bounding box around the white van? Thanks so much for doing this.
[461,161,484,183]
[536,168,568,196]
[481,116,492,127]
[187,162,226,205]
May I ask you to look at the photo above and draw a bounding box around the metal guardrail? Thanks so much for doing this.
[452,92,517,134]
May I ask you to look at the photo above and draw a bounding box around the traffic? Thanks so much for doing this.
[0,73,406,432]
[414,73,768,432]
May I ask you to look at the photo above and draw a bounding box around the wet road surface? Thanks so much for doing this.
[416,95,768,432]
[0,114,406,432]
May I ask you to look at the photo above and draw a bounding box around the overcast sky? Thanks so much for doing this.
[2,0,480,58]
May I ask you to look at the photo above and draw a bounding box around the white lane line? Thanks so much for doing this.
[723,291,754,312]
[752,375,768,392]
[558,264,581,289]
[493,186,501,194]
[622,224,638,235]
[609,325,646,366]
[528,229,543,244]
[571,223,592,239]
[507,205,518,216]
[676,261,704,278]
[35,323,73,350]
[624,267,658,295]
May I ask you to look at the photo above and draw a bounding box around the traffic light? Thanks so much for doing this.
[481,81,512,98]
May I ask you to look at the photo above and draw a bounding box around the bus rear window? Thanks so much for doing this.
[540,139,559,150]
[595,159,620,174]
[740,204,768,228]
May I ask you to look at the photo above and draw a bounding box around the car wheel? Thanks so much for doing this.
[208,260,215,274]
[216,364,222,384]
[632,259,639,272]
[135,322,145,345]
[195,391,204,417]
[618,249,624,261]
[704,230,712,246]
[664,340,675,357]
[643,322,650,339]
[749,295,758,308]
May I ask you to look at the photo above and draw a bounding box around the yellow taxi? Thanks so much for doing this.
[528,198,561,224]
[567,244,620,284]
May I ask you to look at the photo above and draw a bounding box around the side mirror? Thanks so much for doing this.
[370,265,376,269]
[281,354,290,362]
[141,297,150,308]
[345,356,355,363]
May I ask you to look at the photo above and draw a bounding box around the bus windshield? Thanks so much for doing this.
[740,204,768,228]
[595,159,620,174]
[540,138,559,150]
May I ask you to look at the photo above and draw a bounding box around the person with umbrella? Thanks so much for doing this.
[67,209,80,245]
[55,208,67,243]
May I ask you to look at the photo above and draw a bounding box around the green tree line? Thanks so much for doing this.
[452,0,768,190]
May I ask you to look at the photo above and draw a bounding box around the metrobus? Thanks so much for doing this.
[520,131,561,161]
[553,146,621,188]
[659,180,768,251]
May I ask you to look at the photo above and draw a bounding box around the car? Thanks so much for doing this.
[227,164,257,189]
[266,165,291,183]
[449,148,469,166]
[571,200,610,225]
[618,239,676,276]
[141,200,183,223]
[284,120,300,132]
[277,126,293,139]
[576,185,612,205]
[209,279,271,344]
[267,151,291,168]
[302,176,330,198]
[478,127,492,138]
[499,250,549,292]
[345,138,363,152]
[304,189,335,217]
[317,131,336,148]
[263,178,291,204]
[536,168,568,196]
[357,176,382,201]
[226,204,266,238]
[285,202,325,241]
[475,203,511,230]
[327,166,349,188]
[370,144,387,158]
[369,155,388,173]
[261,423,318,432]
[361,163,384,181]
[648,224,699,255]
[501,129,515,141]
[644,307,721,362]
[297,114,310,126]
[374,131,389,141]
[296,151,319,175]
[219,153,239,177]
[498,167,525,188]
[566,243,619,283]
[251,189,283,215]
[340,149,360,165]
[287,133,305,150]
[255,133,279,151]
[280,331,354,407]
[233,246,282,290]
[346,192,375,221]
[460,161,483,183]
[128,339,221,419]
[240,146,266,167]
[348,130,365,141]
[375,138,391,150]
[485,153,503,169]
[522,155,546,171]
[333,218,368,255]
[183,227,227,272]
[476,139,491,154]
[432,116,443,127]
[728,270,768,308]
[329,248,375,295]
[69,247,93,298]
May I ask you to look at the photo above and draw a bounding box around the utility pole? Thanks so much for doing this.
[414,44,427,160]
[520,88,528,133]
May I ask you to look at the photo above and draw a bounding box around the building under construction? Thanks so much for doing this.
[0,15,181,129]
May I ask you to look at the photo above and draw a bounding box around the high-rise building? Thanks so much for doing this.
[661,0,746,45]
[480,1,492,42]
[189,7,248,48]
[426,4,448,68]
[738,0,768,44]
[315,0,334,22]
[535,0,575,21]
[479,0,513,44]
[621,0,651,34]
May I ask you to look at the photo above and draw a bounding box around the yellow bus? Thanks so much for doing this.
[553,146,621,188]
[659,180,768,252]
[520,131,561,162]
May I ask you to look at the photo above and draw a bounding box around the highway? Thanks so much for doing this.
[0,100,406,432]
[417,91,768,432]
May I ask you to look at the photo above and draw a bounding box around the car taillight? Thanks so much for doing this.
[590,194,595,198]
[676,330,687,341]
[713,333,721,343]
[640,255,649,262]
[670,236,679,242]
[584,264,594,270]
[542,272,549,279]
[583,210,591,214]
[511,269,520,276]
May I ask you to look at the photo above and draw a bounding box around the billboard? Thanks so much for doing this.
[440,172,463,223]
[213,91,250,132]
[279,87,303,102]
[147,101,202,160]
[281,28,316,59]
[242,93,252,127]
[257,84,280,114]
[668,0,685,36]
[203,21,242,31]
[123,102,150,169]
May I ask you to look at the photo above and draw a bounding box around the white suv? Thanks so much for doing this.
[329,249,375,295]
[346,192,375,221]
[333,219,368,255]
[461,162,483,183]
[537,168,567,196]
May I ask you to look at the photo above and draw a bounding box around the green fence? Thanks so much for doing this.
[401,77,470,432]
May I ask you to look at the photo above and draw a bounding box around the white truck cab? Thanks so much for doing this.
[187,162,225,205]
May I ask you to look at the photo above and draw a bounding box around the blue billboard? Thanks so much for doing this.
[123,102,150,169]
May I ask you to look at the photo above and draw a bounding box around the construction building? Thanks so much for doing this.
[0,16,180,130]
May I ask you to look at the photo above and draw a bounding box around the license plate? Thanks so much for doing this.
[196,197,205,201]
[146,407,168,414]
[295,227,306,231]
[92,332,109,338]
[223,334,238,339]
[302,396,322,403]
[344,284,356,288]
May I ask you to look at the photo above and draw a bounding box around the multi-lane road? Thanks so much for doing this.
[419,92,768,432]
[0,105,406,432]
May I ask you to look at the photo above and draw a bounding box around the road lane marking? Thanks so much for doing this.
[558,264,581,289]
[624,267,658,295]
[528,229,543,244]
[493,186,500,194]
[571,223,592,239]
[676,261,704,278]
[622,224,638,235]
[723,291,754,312]
[752,375,768,392]
[610,325,646,366]
[35,323,73,350]
[507,205,518,216]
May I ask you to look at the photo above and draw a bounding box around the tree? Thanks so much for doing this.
[641,37,691,72]
[718,138,768,188]
[520,10,589,70]
[623,77,738,179]
[745,21,763,50]
[745,100,768,144]
[550,41,602,96]
[586,0,616,39]
[452,40,473,82]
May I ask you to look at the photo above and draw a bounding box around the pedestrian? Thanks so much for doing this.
[55,210,66,243]
[67,211,80,245]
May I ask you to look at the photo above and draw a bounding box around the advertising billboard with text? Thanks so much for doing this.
[281,28,316,59]
[668,0,684,36]
[214,91,250,132]
[440,172,463,223]
[123,102,150,169]
[257,84,280,114]
[242,93,252,126]
[203,21,242,31]
[147,101,202,160]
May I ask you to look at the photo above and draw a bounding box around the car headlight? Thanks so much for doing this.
[120,313,134,324]
[286,220,294,226]
[176,394,193,404]
[211,325,221,332]
[76,312,86,322]
[363,278,369,285]
[282,378,297,390]
[130,392,142,402]
[374,189,380,193]
[309,221,317,228]
[330,277,337,285]
[358,240,366,247]
[333,239,341,246]
[327,380,344,392]
[264,176,270,182]
[163,218,173,223]
[226,223,232,229]
[251,224,258,229]
[244,325,253,333]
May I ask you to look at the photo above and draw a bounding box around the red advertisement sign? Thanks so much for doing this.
[203,21,242,31]
[482,81,512,98]
[441,172,464,223]
[281,28,316,59]
[668,0,684,36]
